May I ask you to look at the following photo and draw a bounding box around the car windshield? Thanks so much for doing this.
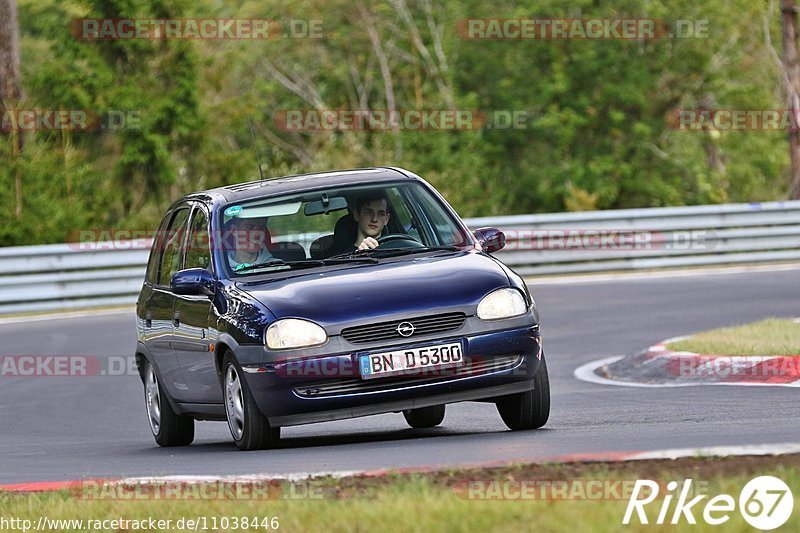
[221,182,471,275]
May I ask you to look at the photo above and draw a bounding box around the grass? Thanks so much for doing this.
[668,318,800,356]
[1,457,799,532]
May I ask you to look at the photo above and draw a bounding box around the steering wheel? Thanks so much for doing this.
[376,233,424,249]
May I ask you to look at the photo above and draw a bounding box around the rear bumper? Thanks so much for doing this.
[241,325,541,427]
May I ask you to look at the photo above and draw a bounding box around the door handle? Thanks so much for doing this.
[173,311,180,328]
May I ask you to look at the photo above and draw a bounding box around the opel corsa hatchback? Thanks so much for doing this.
[136,167,549,450]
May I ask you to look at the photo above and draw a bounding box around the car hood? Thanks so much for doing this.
[235,251,511,329]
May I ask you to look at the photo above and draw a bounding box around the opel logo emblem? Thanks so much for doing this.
[396,321,416,337]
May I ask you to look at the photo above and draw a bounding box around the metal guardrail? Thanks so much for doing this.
[1,200,799,315]
[467,200,800,276]
[0,243,151,315]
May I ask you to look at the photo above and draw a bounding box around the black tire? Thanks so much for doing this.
[143,360,194,447]
[403,405,446,428]
[222,352,280,451]
[496,353,550,430]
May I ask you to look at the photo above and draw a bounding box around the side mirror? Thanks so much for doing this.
[473,227,506,253]
[171,268,215,297]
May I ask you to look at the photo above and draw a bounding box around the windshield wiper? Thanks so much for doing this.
[374,245,464,256]
[327,248,378,259]
[234,256,377,273]
[418,245,464,251]
[319,257,378,264]
[234,259,289,272]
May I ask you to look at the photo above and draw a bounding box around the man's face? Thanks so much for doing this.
[354,199,389,239]
[234,217,268,252]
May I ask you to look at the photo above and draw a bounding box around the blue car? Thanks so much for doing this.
[135,167,549,450]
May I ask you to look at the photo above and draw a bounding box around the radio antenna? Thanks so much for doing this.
[247,118,266,181]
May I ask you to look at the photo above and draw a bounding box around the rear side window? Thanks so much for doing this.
[157,208,190,286]
[185,208,211,271]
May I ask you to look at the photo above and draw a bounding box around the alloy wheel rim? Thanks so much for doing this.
[145,365,161,435]
[225,365,245,440]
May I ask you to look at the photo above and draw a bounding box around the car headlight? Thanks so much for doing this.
[265,319,327,349]
[477,288,528,320]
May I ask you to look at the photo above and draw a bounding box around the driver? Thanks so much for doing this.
[226,216,273,270]
[353,192,391,251]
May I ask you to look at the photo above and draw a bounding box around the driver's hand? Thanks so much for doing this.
[358,237,379,250]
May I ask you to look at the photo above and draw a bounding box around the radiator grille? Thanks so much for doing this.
[341,312,466,344]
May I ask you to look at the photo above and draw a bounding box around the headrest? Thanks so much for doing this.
[333,213,358,240]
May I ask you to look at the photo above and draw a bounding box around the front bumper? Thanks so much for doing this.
[240,324,542,427]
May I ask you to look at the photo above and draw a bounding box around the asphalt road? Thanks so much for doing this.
[1,268,799,483]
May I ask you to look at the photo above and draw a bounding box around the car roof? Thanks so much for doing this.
[183,167,419,206]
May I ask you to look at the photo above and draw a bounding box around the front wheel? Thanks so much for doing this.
[143,361,194,447]
[496,353,550,430]
[223,352,280,451]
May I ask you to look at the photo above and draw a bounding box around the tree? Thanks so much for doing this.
[0,0,24,217]
[781,0,800,199]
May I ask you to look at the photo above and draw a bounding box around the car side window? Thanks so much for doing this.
[387,187,421,241]
[409,187,468,246]
[157,208,190,286]
[145,214,171,284]
[185,208,211,271]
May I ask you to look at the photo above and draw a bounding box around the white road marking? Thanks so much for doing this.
[629,443,800,460]
[573,355,800,388]
[573,356,675,388]
[659,335,691,345]
[0,307,133,325]
[114,470,365,484]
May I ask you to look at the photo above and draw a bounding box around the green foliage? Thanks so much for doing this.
[0,0,794,245]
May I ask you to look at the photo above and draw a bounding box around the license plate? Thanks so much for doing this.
[360,342,464,379]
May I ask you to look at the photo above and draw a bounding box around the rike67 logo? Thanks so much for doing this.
[623,476,794,530]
